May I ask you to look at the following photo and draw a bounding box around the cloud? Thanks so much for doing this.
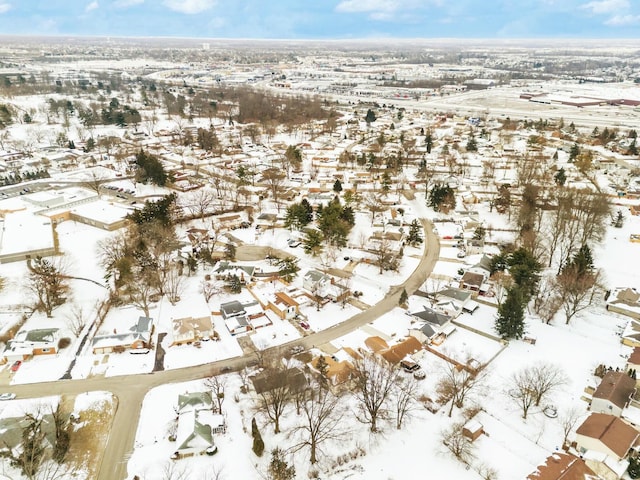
[581,0,629,15]
[113,0,143,7]
[335,0,438,14]
[605,13,640,25]
[163,0,216,14]
[0,2,11,14]
[85,1,99,12]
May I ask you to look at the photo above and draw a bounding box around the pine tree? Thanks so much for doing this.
[333,179,342,193]
[268,448,295,480]
[495,286,526,339]
[252,419,264,457]
[399,288,408,307]
[554,167,566,186]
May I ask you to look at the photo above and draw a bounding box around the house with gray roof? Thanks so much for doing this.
[91,316,154,354]
[173,391,225,459]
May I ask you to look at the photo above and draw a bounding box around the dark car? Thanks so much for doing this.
[10,360,21,372]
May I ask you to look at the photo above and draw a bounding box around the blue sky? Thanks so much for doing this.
[0,0,639,39]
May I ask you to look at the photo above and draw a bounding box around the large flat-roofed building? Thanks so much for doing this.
[0,211,57,263]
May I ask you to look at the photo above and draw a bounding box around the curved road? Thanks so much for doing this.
[5,219,440,480]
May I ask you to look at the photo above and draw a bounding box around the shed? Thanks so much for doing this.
[462,419,484,441]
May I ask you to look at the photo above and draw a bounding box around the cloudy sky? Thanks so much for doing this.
[0,0,638,38]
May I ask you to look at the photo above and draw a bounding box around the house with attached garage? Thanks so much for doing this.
[172,391,225,459]
[408,307,455,344]
[575,413,640,478]
[591,371,636,417]
[2,328,61,362]
[606,287,640,320]
[91,316,154,354]
[434,287,479,318]
[170,316,214,346]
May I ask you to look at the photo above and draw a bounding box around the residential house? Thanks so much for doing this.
[173,391,225,459]
[606,287,640,320]
[91,316,154,354]
[434,287,479,317]
[459,271,486,293]
[408,307,455,344]
[376,336,423,365]
[250,367,307,396]
[3,328,60,362]
[219,300,259,336]
[465,239,485,256]
[302,269,349,303]
[213,262,255,284]
[268,292,300,320]
[363,336,389,354]
[527,453,601,480]
[575,413,640,479]
[310,348,361,393]
[622,319,640,348]
[170,316,214,346]
[591,372,636,417]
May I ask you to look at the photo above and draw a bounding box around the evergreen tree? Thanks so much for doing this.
[268,448,295,480]
[569,143,580,162]
[364,109,377,124]
[399,288,408,307]
[251,418,265,457]
[333,178,342,193]
[554,167,566,186]
[507,248,542,301]
[303,229,324,256]
[406,219,423,246]
[316,355,329,387]
[613,209,625,228]
[565,244,594,277]
[495,286,526,340]
[425,129,433,154]
[428,183,456,213]
[628,455,640,479]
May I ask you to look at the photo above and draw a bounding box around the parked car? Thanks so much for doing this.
[288,240,301,247]
[413,370,427,380]
[299,321,310,330]
[457,250,466,258]
[0,393,16,401]
[401,360,420,373]
[10,360,21,372]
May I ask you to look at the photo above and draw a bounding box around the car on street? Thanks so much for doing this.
[0,393,16,400]
[10,360,21,372]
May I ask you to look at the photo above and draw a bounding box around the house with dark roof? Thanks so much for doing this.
[0,413,57,454]
[250,367,307,396]
[591,371,636,417]
[626,347,640,387]
[527,453,601,480]
[576,413,640,462]
[435,287,478,317]
[408,307,455,344]
[459,271,486,293]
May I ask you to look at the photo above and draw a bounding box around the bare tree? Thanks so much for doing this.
[185,188,216,221]
[364,193,385,226]
[441,422,475,464]
[204,375,227,413]
[200,279,223,304]
[371,239,399,274]
[507,363,567,419]
[261,167,286,212]
[254,364,294,434]
[560,406,582,447]
[289,383,345,464]
[165,264,184,305]
[555,268,604,324]
[351,356,400,432]
[161,461,190,480]
[392,375,420,429]
[64,303,87,337]
[436,355,487,417]
[82,170,107,196]
[25,257,70,318]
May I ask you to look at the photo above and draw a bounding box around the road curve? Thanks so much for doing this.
[5,219,440,480]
